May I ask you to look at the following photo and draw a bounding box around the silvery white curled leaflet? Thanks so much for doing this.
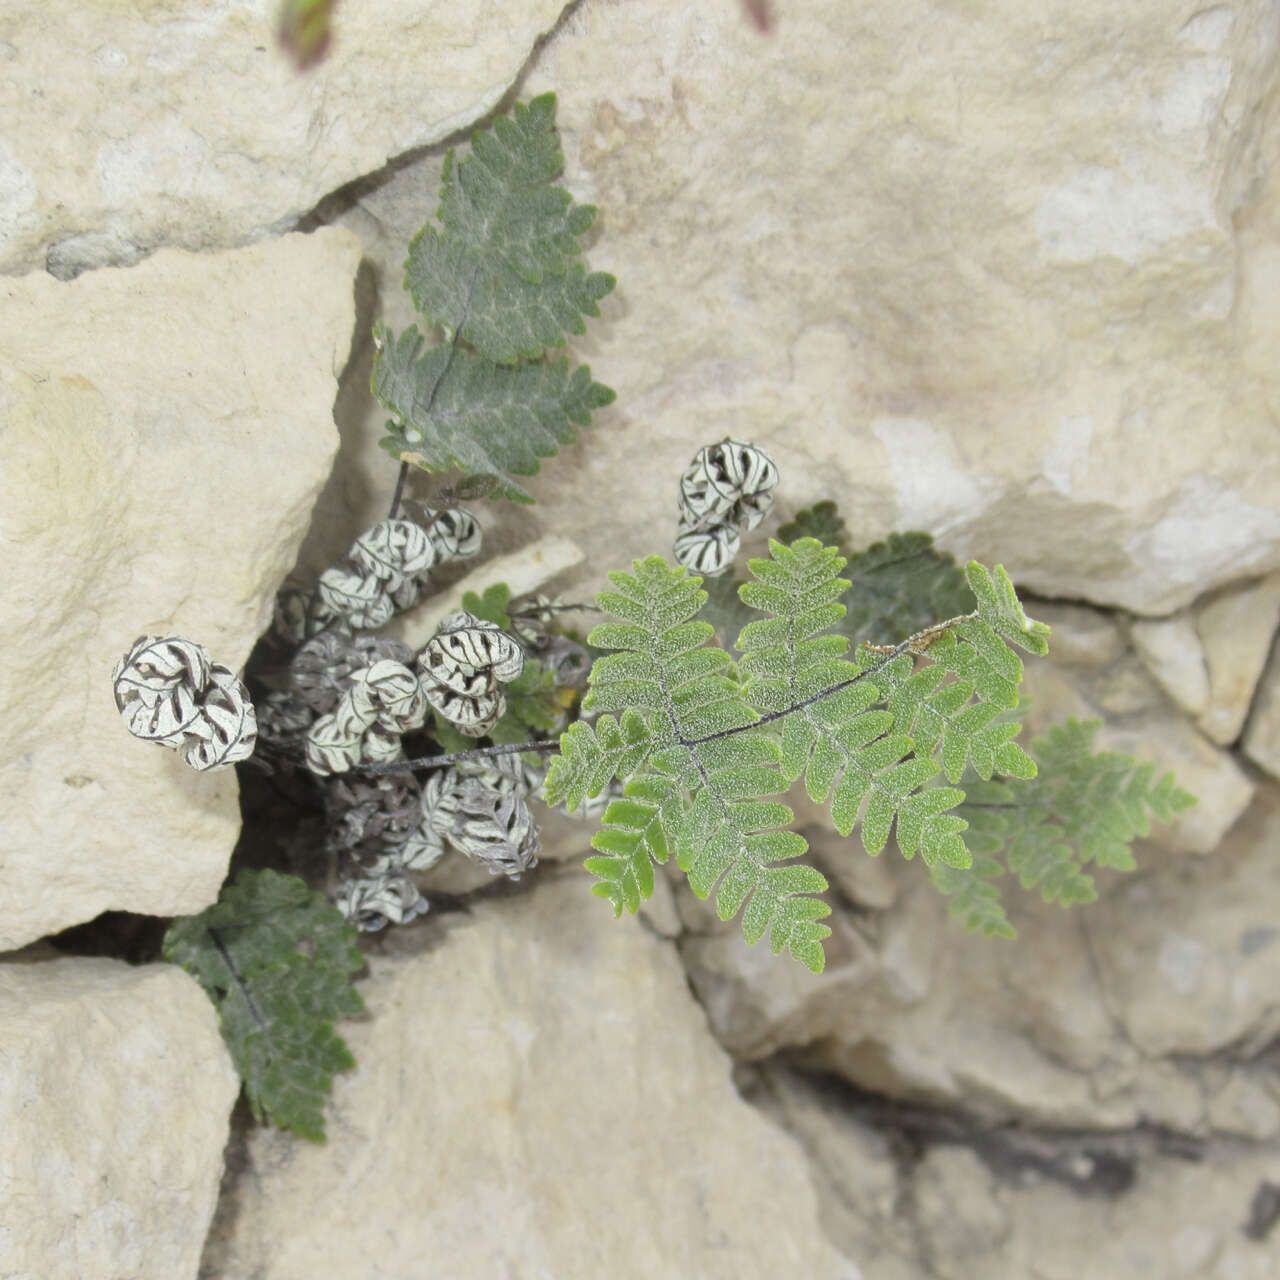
[417,610,525,737]
[304,658,427,777]
[112,634,257,770]
[335,869,430,932]
[672,438,777,577]
[417,755,540,879]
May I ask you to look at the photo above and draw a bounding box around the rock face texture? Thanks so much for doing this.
[0,954,239,1280]
[311,0,1280,618]
[200,873,857,1280]
[5,1,1280,1277]
[757,1066,1280,1280]
[0,230,360,950]
[0,0,571,277]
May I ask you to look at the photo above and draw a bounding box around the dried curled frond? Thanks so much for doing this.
[335,869,430,932]
[673,439,777,577]
[112,635,257,771]
[418,755,540,878]
[417,610,525,737]
[304,659,428,777]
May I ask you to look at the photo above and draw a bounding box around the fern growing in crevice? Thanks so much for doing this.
[545,537,1051,973]
[372,93,615,503]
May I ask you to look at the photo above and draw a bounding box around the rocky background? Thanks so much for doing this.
[2,1,1279,1276]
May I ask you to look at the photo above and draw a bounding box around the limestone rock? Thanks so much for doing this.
[0,230,360,951]
[201,871,858,1280]
[521,0,1280,616]
[1131,612,1211,716]
[290,1,1280,620]
[757,1065,1280,1280]
[0,953,238,1280]
[1195,572,1280,744]
[1085,784,1280,1059]
[1243,641,1280,779]
[0,0,570,276]
[1028,601,1127,669]
[682,786,1280,1132]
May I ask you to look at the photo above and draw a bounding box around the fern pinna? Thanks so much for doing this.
[544,537,1052,974]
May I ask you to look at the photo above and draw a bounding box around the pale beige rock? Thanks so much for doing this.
[1030,601,1126,668]
[0,953,238,1280]
[201,871,859,1280]
[1086,784,1280,1059]
[755,1064,1280,1280]
[1243,641,1280,779]
[0,230,360,950]
[1207,1071,1280,1141]
[1195,572,1280,744]
[1131,612,1212,716]
[273,1,1280,621]
[910,1135,1280,1280]
[0,0,571,276]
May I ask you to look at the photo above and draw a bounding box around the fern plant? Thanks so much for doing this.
[112,93,1196,1145]
[544,539,1054,973]
[372,92,615,504]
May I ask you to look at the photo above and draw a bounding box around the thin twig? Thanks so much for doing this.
[356,738,560,776]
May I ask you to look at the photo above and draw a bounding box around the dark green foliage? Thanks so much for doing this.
[777,501,850,553]
[461,581,514,629]
[373,329,614,504]
[372,94,616,502]
[839,531,975,648]
[163,870,364,1142]
[404,94,615,364]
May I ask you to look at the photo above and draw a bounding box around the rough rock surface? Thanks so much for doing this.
[294,0,1280,621]
[682,779,1280,1137]
[0,229,360,950]
[1244,639,1280,779]
[1195,572,1280,745]
[751,1066,1280,1280]
[0,953,239,1280]
[200,872,857,1280]
[0,0,571,277]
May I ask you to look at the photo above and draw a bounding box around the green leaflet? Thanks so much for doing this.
[373,328,614,504]
[163,870,364,1142]
[371,93,616,502]
[406,93,615,364]
[951,718,1197,915]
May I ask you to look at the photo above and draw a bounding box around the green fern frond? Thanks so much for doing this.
[929,854,1016,939]
[565,555,832,971]
[545,541,1079,970]
[735,538,969,868]
[956,718,1196,907]
[163,870,364,1142]
[371,94,616,501]
[858,562,1049,785]
[404,93,615,365]
[373,327,614,503]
